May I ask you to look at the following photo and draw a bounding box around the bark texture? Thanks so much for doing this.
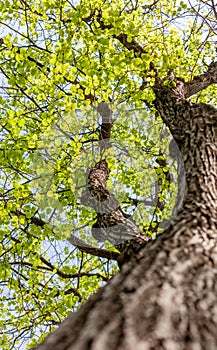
[80,159,148,249]
[35,69,217,350]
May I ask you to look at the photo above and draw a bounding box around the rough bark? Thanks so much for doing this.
[80,159,148,251]
[35,67,217,350]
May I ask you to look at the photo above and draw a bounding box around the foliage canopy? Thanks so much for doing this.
[0,0,216,348]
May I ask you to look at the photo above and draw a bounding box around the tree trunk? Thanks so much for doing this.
[35,72,217,350]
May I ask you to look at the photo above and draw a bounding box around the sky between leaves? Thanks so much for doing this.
[0,0,217,349]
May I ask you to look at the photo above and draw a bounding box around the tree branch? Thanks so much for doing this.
[67,235,119,261]
[11,210,119,261]
[83,11,146,57]
[97,102,113,150]
[181,62,217,98]
[80,160,149,252]
[38,256,109,281]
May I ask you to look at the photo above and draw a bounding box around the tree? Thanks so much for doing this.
[0,0,217,349]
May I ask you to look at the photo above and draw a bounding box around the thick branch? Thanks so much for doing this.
[97,102,113,150]
[67,235,119,261]
[114,33,146,55]
[80,160,149,252]
[174,62,217,99]
[11,210,119,261]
